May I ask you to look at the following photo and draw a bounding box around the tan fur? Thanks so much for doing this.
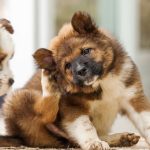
[3,90,62,147]
[2,73,65,148]
[1,12,148,149]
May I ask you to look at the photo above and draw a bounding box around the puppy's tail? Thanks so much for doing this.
[0,136,23,147]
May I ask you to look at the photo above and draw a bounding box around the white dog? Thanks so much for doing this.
[0,19,14,104]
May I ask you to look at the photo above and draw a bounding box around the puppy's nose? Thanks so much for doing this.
[8,78,14,86]
[77,67,87,76]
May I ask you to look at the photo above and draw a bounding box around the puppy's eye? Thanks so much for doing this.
[81,48,92,55]
[65,63,71,70]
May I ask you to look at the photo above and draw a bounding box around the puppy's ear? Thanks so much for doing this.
[0,52,7,63]
[0,19,14,34]
[33,48,56,70]
[71,11,97,34]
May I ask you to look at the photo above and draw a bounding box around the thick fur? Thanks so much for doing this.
[1,12,149,149]
[0,19,14,96]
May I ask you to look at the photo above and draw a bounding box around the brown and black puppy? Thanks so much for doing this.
[1,11,149,150]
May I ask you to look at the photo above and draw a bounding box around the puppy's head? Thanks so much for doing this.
[47,11,115,94]
[0,25,14,96]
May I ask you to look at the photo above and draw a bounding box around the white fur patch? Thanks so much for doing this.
[120,57,134,78]
[0,28,14,96]
[123,103,144,133]
[0,28,14,58]
[0,63,13,96]
[92,58,136,103]
[140,111,150,144]
[41,70,51,97]
[65,115,110,150]
[84,76,98,86]
[0,116,7,135]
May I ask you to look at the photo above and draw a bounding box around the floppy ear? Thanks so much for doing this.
[71,11,97,34]
[0,52,7,63]
[0,19,14,34]
[33,48,56,70]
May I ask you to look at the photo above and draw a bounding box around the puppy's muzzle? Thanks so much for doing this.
[77,66,88,77]
[8,78,14,86]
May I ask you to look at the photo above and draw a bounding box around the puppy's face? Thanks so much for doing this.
[51,12,114,93]
[0,52,14,96]
[34,12,115,94]
[59,42,104,87]
[0,26,14,96]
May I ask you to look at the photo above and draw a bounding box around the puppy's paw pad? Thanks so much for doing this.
[120,133,140,146]
[85,140,110,150]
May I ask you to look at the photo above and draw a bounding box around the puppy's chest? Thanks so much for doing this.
[89,75,136,135]
[91,74,136,106]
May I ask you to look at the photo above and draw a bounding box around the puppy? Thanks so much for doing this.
[1,11,149,150]
[0,19,14,104]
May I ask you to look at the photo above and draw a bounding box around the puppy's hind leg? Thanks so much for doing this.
[3,89,62,147]
[121,95,150,146]
[101,132,140,147]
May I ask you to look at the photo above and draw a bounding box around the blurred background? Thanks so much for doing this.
[0,0,150,135]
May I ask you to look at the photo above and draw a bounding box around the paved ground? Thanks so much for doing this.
[0,147,147,149]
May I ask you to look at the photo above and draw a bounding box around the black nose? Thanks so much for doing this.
[77,67,87,76]
[8,78,14,86]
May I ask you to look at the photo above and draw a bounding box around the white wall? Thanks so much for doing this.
[117,0,140,60]
[35,0,56,49]
[2,0,35,88]
[99,0,139,59]
[1,0,55,89]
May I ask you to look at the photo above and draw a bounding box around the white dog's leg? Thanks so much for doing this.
[65,115,110,150]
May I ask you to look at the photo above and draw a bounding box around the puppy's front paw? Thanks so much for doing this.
[84,140,110,150]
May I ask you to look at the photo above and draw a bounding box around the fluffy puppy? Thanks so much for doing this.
[0,19,14,102]
[34,12,145,149]
[1,11,149,150]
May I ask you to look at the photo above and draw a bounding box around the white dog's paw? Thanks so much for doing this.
[83,140,110,150]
